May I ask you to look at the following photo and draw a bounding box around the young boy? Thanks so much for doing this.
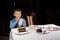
[9,9,26,29]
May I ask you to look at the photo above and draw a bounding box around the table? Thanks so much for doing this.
[9,24,60,40]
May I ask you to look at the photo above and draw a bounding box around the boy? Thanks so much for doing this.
[9,8,26,29]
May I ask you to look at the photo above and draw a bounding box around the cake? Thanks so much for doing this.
[36,29,42,32]
[18,27,26,32]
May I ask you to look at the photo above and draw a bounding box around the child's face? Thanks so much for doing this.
[14,11,21,18]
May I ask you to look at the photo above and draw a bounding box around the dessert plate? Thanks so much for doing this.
[36,29,49,35]
[37,30,49,35]
[47,27,60,31]
[14,29,30,35]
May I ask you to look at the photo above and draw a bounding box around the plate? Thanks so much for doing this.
[14,29,30,35]
[29,25,41,30]
[37,30,49,35]
[36,29,49,35]
[47,27,60,31]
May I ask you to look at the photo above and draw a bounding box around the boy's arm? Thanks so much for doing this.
[9,20,17,29]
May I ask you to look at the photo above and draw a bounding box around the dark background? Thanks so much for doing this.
[0,0,60,36]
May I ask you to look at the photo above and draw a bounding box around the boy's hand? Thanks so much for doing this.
[16,17,20,22]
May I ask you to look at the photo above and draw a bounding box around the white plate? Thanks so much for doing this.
[37,30,49,35]
[47,27,60,31]
[14,29,30,35]
[36,29,49,35]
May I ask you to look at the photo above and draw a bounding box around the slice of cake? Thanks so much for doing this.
[18,28,26,32]
[36,29,42,33]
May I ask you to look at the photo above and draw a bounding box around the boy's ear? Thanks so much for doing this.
[13,13,15,16]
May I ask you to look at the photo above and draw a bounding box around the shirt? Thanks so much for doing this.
[9,18,26,29]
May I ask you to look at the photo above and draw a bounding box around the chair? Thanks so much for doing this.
[26,12,37,26]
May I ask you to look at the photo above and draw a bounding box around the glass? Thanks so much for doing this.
[18,19,23,27]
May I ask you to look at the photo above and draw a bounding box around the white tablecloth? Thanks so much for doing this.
[9,24,60,40]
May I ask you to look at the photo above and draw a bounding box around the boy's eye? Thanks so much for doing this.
[17,13,18,14]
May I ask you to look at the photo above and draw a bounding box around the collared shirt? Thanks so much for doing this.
[9,18,26,29]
